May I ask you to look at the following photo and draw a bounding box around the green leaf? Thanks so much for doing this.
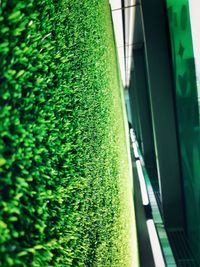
[8,11,21,22]
[0,158,6,166]
[0,220,7,229]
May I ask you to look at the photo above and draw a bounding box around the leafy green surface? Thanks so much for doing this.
[0,1,134,266]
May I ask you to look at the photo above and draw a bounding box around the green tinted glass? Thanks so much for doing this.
[166,0,200,262]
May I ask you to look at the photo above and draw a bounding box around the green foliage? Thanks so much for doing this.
[0,0,132,266]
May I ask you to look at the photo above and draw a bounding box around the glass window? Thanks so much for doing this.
[166,0,200,263]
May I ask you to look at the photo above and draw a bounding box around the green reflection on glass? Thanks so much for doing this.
[166,0,200,262]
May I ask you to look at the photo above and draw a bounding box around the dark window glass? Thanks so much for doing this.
[166,0,200,263]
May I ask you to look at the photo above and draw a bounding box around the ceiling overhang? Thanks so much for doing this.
[110,0,143,87]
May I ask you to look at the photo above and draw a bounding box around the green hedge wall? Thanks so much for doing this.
[0,1,129,266]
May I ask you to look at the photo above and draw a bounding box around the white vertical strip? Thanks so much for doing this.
[109,0,121,10]
[130,128,136,142]
[136,160,149,205]
[146,219,166,267]
[133,143,139,159]
[130,129,140,158]
[126,5,136,86]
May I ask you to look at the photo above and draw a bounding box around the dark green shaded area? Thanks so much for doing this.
[0,1,131,266]
[166,0,200,263]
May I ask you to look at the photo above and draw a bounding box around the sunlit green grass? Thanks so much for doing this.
[0,0,137,266]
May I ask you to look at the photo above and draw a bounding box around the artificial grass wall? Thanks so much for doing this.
[0,1,133,266]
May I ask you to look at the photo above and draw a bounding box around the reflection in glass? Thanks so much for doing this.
[166,0,200,263]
